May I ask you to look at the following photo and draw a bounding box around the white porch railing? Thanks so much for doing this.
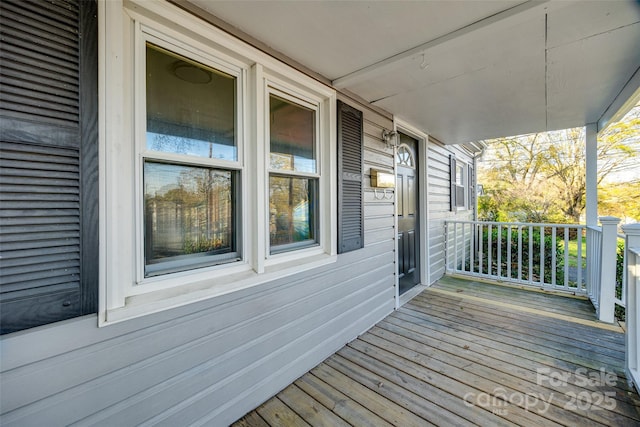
[445,217,621,322]
[585,217,621,323]
[586,225,603,303]
[622,223,640,392]
[445,220,587,293]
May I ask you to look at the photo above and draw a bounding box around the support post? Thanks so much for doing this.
[622,223,640,390]
[598,216,621,323]
[585,124,598,227]
[585,125,599,307]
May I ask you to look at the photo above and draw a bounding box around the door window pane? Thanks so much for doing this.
[146,44,237,161]
[269,95,316,173]
[269,176,317,250]
[144,161,236,276]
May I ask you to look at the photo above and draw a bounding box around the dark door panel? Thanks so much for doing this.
[396,134,419,294]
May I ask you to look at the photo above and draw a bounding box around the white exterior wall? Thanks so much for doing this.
[0,97,396,427]
[428,137,476,284]
[0,2,469,423]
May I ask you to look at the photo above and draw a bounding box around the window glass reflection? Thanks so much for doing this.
[269,95,316,173]
[144,161,236,275]
[269,176,317,249]
[146,43,237,161]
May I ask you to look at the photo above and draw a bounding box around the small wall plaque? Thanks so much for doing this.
[370,168,395,188]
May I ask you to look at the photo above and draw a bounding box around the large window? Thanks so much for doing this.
[142,43,240,277]
[268,94,319,253]
[101,0,336,324]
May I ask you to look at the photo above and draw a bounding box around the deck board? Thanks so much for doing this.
[409,293,626,362]
[256,398,310,427]
[233,276,640,426]
[296,374,394,427]
[436,275,597,320]
[277,384,351,427]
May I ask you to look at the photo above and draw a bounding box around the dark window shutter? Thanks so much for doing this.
[0,0,98,334]
[337,101,364,253]
[449,155,457,211]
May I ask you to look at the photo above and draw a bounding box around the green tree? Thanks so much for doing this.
[478,103,640,223]
[598,180,640,222]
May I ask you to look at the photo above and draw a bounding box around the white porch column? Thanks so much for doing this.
[585,124,598,226]
[598,216,621,323]
[622,223,640,390]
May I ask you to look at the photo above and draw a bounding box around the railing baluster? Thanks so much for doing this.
[518,226,523,282]
[478,223,484,275]
[454,221,459,272]
[445,221,449,271]
[470,223,475,274]
[497,224,502,279]
[460,222,467,272]
[552,226,557,286]
[528,225,534,284]
[507,225,512,279]
[540,225,545,286]
[564,227,570,289]
[488,224,493,276]
[577,227,583,290]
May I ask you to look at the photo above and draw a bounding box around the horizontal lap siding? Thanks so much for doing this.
[1,243,395,427]
[362,116,395,248]
[0,97,396,426]
[428,138,474,284]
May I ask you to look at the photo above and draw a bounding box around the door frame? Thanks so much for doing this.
[393,119,429,309]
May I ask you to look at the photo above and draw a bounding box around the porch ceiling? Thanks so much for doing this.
[186,0,640,145]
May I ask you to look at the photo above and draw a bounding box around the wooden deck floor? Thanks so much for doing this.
[233,276,640,426]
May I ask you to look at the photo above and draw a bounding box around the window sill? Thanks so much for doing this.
[102,252,337,325]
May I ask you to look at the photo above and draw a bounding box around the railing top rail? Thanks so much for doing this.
[445,220,587,229]
[629,246,640,257]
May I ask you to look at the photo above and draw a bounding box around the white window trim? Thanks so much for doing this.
[265,83,322,257]
[133,28,246,294]
[454,160,470,211]
[99,0,336,326]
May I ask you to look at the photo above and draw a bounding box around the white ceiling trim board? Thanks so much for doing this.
[598,66,640,133]
[331,0,550,90]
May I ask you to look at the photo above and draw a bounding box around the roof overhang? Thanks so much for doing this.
[182,0,640,144]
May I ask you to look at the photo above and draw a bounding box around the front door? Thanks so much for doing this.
[396,134,420,294]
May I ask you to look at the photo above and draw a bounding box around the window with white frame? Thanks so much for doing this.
[101,0,336,323]
[143,43,241,277]
[268,92,319,254]
[450,155,470,210]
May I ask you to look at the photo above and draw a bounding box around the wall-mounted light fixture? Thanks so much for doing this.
[382,129,398,149]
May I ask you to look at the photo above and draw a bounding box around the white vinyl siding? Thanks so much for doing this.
[428,137,475,283]
[0,97,396,427]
